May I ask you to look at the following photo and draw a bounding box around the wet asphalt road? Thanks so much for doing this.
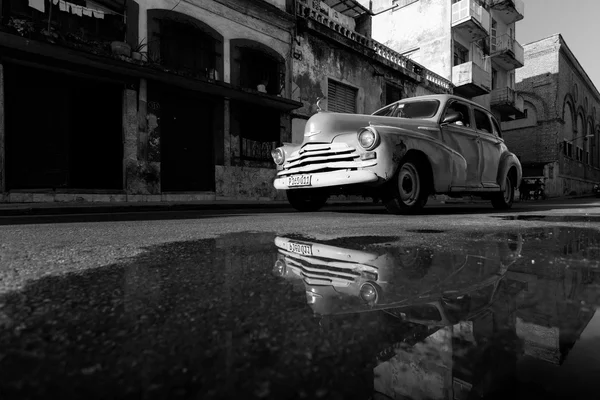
[1,198,600,399]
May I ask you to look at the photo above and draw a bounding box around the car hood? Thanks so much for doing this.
[303,111,434,143]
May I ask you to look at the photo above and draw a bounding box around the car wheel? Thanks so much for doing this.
[384,156,430,215]
[491,173,514,210]
[286,189,329,212]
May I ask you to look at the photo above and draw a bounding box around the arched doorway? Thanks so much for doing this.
[146,10,224,191]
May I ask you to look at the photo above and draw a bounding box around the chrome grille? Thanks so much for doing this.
[278,143,362,177]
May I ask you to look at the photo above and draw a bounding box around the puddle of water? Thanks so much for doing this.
[496,215,600,222]
[405,229,447,233]
[1,229,600,399]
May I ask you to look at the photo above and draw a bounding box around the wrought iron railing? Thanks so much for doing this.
[491,87,516,104]
[491,34,524,64]
[295,0,453,92]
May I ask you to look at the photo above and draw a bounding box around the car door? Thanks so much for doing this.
[476,109,503,188]
[440,100,481,187]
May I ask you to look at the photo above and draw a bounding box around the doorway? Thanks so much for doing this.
[4,64,123,190]
[159,91,215,192]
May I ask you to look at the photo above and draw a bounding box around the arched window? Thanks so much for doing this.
[576,113,585,162]
[562,102,574,157]
[147,10,223,80]
[587,120,593,165]
[523,101,538,126]
[230,39,285,96]
[229,40,286,164]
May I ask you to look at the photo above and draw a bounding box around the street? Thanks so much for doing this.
[1,197,600,399]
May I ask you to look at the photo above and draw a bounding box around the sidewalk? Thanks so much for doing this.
[0,197,377,216]
[0,194,594,217]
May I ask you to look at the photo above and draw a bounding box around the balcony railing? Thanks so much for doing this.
[491,34,524,68]
[488,0,525,23]
[452,0,490,39]
[452,44,491,97]
[296,0,453,92]
[491,86,525,119]
[491,86,516,104]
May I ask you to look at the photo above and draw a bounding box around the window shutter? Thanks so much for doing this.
[328,80,357,113]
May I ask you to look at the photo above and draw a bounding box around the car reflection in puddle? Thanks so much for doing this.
[274,228,600,399]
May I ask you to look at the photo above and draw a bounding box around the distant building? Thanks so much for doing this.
[369,0,525,123]
[502,34,600,197]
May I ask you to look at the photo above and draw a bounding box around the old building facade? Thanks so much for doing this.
[290,0,452,144]
[369,0,525,123]
[502,34,600,197]
[0,0,450,204]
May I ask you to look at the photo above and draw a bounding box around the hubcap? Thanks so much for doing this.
[399,163,419,206]
[503,177,512,203]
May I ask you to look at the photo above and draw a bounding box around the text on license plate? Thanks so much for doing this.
[288,175,312,187]
[287,242,313,256]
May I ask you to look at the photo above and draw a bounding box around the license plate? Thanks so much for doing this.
[288,175,312,187]
[287,241,313,256]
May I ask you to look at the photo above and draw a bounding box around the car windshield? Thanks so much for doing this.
[373,100,440,118]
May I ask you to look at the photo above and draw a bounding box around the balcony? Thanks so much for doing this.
[491,87,525,121]
[488,0,525,24]
[452,43,491,97]
[491,34,524,69]
[452,0,490,42]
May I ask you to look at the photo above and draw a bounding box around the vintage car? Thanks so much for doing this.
[271,94,522,213]
[273,233,522,317]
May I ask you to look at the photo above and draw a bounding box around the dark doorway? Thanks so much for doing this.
[160,91,215,192]
[4,64,123,190]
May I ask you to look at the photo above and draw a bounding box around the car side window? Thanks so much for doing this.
[372,103,397,116]
[490,116,503,138]
[444,101,471,128]
[474,109,493,134]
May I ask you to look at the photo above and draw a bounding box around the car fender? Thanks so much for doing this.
[497,152,522,189]
[372,126,469,191]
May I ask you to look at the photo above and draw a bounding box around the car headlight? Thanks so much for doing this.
[357,127,379,150]
[359,282,379,304]
[271,147,285,165]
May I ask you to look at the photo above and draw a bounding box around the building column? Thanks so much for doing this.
[222,38,232,167]
[123,88,139,194]
[0,63,4,195]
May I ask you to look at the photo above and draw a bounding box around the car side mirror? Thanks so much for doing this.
[441,112,462,125]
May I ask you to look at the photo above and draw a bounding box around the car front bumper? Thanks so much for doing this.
[273,170,379,190]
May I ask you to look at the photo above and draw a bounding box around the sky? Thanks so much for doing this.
[516,0,600,91]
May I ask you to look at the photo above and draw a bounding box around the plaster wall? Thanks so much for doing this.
[370,0,452,80]
[290,31,423,144]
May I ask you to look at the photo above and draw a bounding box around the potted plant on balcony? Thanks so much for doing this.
[131,38,147,61]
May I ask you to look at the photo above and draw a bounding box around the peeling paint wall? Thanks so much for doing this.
[291,31,422,143]
[215,165,286,200]
[370,0,452,80]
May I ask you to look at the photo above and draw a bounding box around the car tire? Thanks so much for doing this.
[384,156,430,215]
[491,173,515,210]
[286,189,329,212]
